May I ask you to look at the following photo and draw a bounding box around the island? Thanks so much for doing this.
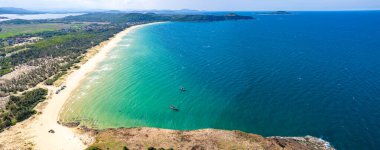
[257,11,292,15]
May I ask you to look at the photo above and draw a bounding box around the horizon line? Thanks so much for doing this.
[1,6,380,12]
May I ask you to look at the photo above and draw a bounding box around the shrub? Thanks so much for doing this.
[0,88,47,130]
[86,146,101,150]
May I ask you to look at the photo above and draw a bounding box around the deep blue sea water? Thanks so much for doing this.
[62,11,380,150]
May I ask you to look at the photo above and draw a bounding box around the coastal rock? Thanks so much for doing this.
[86,127,334,150]
[61,121,80,127]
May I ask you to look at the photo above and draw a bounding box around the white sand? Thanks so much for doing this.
[0,23,162,150]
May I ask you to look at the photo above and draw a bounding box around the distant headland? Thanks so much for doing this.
[257,11,292,15]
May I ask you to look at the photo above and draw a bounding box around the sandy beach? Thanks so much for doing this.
[0,23,161,150]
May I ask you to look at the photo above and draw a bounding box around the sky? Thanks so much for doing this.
[0,0,379,11]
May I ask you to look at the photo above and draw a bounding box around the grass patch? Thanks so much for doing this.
[0,23,73,38]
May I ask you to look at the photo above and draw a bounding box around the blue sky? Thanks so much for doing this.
[1,0,379,11]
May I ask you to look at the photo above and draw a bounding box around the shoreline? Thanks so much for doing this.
[0,22,162,150]
[0,21,335,150]
[57,22,165,124]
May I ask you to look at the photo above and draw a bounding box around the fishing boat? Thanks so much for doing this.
[179,86,187,92]
[170,105,179,111]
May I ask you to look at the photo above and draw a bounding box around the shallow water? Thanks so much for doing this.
[61,11,380,150]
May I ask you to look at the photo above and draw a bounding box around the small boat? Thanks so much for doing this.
[170,105,179,111]
[179,86,186,92]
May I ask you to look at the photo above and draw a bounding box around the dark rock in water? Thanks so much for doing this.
[61,121,80,127]
[170,105,179,111]
[269,135,333,150]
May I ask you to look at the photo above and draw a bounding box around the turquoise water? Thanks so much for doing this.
[61,11,380,150]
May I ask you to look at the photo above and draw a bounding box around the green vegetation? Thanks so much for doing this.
[1,46,28,55]
[45,71,66,85]
[0,58,12,75]
[0,88,47,130]
[8,28,116,66]
[0,23,72,38]
[0,28,118,92]
[86,146,102,150]
[62,12,253,24]
[0,19,33,25]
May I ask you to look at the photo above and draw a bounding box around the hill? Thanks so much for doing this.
[0,7,39,14]
[61,12,254,24]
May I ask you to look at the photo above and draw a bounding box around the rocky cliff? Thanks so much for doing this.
[86,127,334,150]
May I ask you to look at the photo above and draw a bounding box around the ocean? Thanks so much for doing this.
[60,11,380,150]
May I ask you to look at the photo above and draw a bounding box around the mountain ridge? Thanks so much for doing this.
[0,7,40,14]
